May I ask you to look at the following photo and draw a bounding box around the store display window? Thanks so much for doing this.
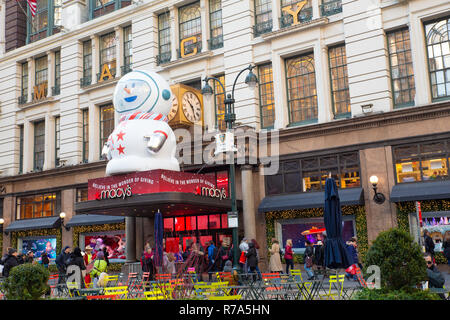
[82,232,126,263]
[20,237,57,263]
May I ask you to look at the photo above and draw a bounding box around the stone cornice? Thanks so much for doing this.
[262,18,329,41]
[18,96,59,110]
[0,160,106,185]
[277,101,450,142]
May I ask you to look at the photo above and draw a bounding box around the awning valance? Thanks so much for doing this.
[258,188,364,213]
[390,180,450,202]
[4,216,61,233]
[66,214,125,227]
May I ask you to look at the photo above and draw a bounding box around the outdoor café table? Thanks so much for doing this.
[237,273,264,299]
[77,288,104,297]
[225,285,256,300]
[293,280,322,300]
[260,281,299,300]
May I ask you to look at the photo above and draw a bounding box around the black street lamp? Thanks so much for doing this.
[202,65,258,270]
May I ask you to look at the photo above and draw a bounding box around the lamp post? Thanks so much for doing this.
[202,65,258,270]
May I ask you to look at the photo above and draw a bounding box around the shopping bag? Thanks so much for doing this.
[345,264,357,275]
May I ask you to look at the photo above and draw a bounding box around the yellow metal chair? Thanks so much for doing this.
[319,275,345,300]
[144,289,166,300]
[104,275,119,287]
[290,269,304,282]
[103,286,128,299]
[66,281,80,298]
[208,294,242,300]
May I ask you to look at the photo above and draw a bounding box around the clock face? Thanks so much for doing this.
[168,95,178,121]
[182,91,202,123]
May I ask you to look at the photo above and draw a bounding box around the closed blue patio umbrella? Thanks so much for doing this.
[154,210,163,269]
[324,178,352,269]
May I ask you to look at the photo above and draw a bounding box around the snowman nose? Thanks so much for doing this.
[124,87,131,94]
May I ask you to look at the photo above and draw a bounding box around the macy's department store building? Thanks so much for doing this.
[2,101,450,270]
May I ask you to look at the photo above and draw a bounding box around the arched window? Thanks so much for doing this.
[425,17,450,100]
[179,2,202,57]
[285,54,318,124]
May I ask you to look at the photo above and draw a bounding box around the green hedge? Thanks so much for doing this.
[353,288,441,300]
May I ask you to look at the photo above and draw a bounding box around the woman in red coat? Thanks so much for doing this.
[284,239,294,274]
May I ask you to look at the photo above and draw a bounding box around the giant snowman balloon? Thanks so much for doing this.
[102,70,180,176]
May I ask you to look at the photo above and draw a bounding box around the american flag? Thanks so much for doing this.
[27,0,37,17]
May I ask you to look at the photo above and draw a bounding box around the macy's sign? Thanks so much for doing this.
[96,185,132,200]
[195,186,227,200]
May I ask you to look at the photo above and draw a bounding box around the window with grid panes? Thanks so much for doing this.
[387,28,415,107]
[29,0,62,43]
[99,32,117,80]
[19,125,24,174]
[254,0,272,37]
[320,0,342,16]
[280,0,312,28]
[53,51,60,95]
[158,12,171,65]
[265,152,361,195]
[209,0,223,49]
[258,63,275,128]
[34,120,45,171]
[393,140,450,183]
[16,193,57,219]
[82,40,92,86]
[329,44,350,117]
[91,0,131,19]
[35,56,48,98]
[214,75,226,131]
[82,109,89,163]
[286,54,318,124]
[55,116,60,166]
[20,62,28,103]
[425,17,450,100]
[76,188,89,202]
[100,104,114,157]
[123,26,132,74]
[179,2,202,57]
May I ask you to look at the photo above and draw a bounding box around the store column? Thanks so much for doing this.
[241,165,256,239]
[125,216,136,262]
[135,217,144,259]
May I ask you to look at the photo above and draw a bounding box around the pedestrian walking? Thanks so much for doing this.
[90,251,108,288]
[141,247,154,281]
[284,239,294,274]
[207,241,218,281]
[251,239,262,280]
[304,240,315,280]
[424,253,446,299]
[102,247,110,267]
[163,252,176,275]
[2,248,20,278]
[239,238,249,272]
[218,241,232,271]
[246,241,258,281]
[67,247,86,288]
[269,239,283,273]
[424,229,435,262]
[443,232,450,271]
[313,240,324,271]
[345,237,359,281]
[55,246,71,287]
[24,251,35,264]
[83,246,96,287]
[40,252,50,269]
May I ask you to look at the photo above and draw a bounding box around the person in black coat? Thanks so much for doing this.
[245,242,258,281]
[424,230,435,258]
[424,253,446,299]
[2,248,20,278]
[55,246,71,286]
[67,247,86,289]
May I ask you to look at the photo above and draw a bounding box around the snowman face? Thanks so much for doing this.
[113,70,173,116]
[114,79,152,113]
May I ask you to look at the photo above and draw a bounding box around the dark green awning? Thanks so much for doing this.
[4,217,61,232]
[66,214,125,227]
[390,180,450,202]
[258,188,364,213]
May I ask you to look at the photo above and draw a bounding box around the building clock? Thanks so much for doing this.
[182,91,202,123]
[168,95,179,121]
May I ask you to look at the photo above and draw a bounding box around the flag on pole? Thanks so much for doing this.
[26,0,37,17]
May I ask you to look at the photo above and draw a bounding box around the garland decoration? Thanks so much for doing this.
[396,199,450,264]
[265,205,368,264]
